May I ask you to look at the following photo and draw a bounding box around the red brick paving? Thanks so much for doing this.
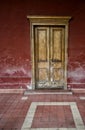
[32,105,75,128]
[0,92,85,129]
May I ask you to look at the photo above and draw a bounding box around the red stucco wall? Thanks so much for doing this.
[0,0,85,89]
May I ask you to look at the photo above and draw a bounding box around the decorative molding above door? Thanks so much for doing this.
[27,16,71,90]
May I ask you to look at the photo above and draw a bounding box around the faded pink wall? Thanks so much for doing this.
[0,0,85,89]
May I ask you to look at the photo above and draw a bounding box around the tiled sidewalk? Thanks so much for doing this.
[0,92,85,130]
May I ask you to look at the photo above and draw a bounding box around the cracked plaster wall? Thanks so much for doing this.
[0,0,85,89]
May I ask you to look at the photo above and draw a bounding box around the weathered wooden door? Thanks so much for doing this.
[27,16,71,90]
[34,26,65,89]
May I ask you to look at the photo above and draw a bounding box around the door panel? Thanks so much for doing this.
[53,68,62,81]
[35,26,65,89]
[38,69,48,81]
[35,27,50,88]
[38,29,47,61]
[50,27,65,88]
[52,29,62,60]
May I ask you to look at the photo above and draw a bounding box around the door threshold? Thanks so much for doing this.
[24,89,72,95]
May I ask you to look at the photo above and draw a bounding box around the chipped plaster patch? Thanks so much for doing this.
[80,97,85,100]
[21,96,28,100]
[68,67,85,81]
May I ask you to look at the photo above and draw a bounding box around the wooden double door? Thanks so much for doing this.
[34,25,66,89]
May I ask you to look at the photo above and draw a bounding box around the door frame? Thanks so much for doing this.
[27,16,71,90]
